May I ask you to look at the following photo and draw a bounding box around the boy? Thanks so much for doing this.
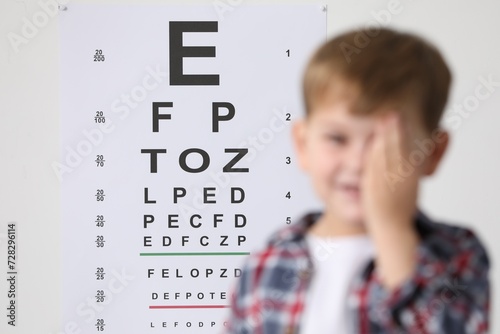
[223,27,490,333]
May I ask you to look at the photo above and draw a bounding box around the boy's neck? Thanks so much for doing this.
[307,211,368,238]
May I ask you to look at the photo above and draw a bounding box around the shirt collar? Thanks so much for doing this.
[267,207,436,247]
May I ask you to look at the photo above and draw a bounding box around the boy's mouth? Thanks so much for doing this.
[339,184,360,198]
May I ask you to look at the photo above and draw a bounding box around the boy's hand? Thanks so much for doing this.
[361,112,421,289]
[362,112,418,232]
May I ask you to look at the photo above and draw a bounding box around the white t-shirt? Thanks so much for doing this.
[300,232,376,334]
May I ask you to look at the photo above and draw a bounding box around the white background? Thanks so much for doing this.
[1,0,499,333]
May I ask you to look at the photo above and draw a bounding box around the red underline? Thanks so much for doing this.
[149,305,230,309]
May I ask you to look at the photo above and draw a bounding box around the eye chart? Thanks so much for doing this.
[58,4,325,333]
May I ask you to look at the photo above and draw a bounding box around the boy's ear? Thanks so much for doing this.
[292,119,309,171]
[423,128,450,176]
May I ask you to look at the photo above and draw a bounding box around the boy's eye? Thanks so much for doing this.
[326,134,346,144]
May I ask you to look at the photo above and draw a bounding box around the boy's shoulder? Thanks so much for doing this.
[231,213,318,298]
[413,209,490,265]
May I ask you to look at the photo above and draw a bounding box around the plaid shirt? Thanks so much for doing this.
[223,208,490,334]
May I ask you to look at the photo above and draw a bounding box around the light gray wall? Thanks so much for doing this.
[1,0,498,333]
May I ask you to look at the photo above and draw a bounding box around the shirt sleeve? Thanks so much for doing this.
[220,284,241,334]
[220,257,254,334]
[354,227,490,334]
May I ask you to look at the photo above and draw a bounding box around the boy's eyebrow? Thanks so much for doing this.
[318,120,348,130]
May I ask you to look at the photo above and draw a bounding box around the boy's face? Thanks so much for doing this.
[293,85,446,227]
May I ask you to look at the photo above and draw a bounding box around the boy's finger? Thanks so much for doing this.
[386,113,403,170]
[378,114,394,172]
[373,117,388,173]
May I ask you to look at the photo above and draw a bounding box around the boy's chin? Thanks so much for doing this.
[336,205,364,226]
[326,201,366,226]
[342,208,365,226]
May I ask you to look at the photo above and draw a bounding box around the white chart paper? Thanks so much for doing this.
[59,4,325,333]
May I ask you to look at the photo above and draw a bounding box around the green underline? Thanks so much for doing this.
[140,252,250,257]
